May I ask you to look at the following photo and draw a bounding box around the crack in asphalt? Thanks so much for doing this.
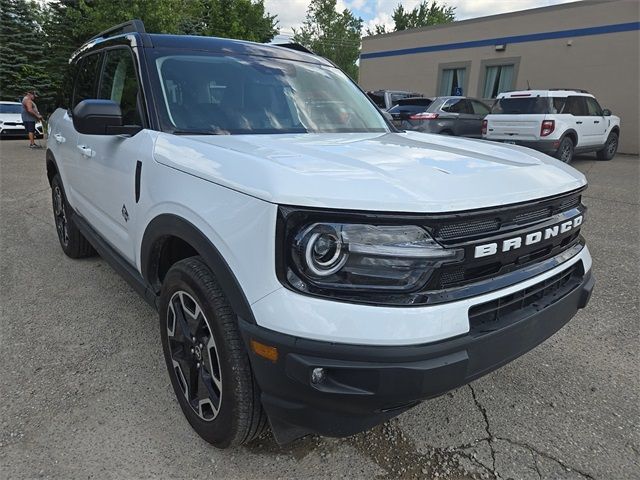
[495,436,596,480]
[468,385,499,478]
[467,385,596,480]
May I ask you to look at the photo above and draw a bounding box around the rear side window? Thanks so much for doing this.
[73,54,102,108]
[564,96,588,116]
[470,100,490,115]
[490,97,551,114]
[551,97,566,113]
[442,99,472,114]
[99,48,143,125]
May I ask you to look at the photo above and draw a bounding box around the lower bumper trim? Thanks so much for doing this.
[241,267,594,443]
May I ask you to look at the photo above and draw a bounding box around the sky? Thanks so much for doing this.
[265,0,582,37]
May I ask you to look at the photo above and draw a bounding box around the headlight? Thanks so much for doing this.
[279,210,464,302]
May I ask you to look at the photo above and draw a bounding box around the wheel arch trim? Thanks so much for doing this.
[140,214,256,324]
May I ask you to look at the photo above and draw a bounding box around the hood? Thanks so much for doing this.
[153,131,586,213]
[0,113,22,122]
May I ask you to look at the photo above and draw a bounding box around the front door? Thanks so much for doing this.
[74,47,146,262]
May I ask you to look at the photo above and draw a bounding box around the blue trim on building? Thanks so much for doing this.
[360,22,640,60]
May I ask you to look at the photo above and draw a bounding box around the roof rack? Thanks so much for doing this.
[549,88,590,93]
[270,42,314,54]
[89,19,146,41]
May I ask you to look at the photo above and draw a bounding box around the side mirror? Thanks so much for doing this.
[73,99,141,135]
[602,108,612,116]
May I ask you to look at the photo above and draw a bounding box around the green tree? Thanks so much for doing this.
[366,1,455,36]
[293,0,362,80]
[0,0,53,108]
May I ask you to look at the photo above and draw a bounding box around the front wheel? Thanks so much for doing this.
[159,257,266,448]
[555,137,574,164]
[596,132,618,160]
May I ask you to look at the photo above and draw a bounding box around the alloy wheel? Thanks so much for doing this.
[53,186,69,246]
[607,137,617,156]
[167,291,222,421]
[560,141,572,163]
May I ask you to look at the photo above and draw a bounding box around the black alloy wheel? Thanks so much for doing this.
[557,137,574,164]
[53,184,69,248]
[167,290,223,421]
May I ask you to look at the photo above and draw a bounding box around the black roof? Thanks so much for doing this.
[147,34,331,65]
[73,19,330,66]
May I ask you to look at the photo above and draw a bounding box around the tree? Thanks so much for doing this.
[0,0,53,108]
[366,1,455,36]
[293,0,362,80]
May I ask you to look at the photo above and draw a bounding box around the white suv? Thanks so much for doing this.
[46,21,595,447]
[482,89,620,163]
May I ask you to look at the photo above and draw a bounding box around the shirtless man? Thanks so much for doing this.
[21,90,43,148]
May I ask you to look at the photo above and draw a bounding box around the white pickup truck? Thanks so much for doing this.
[46,21,595,447]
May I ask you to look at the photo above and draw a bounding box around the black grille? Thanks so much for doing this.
[468,262,584,334]
[438,218,500,239]
[514,206,553,224]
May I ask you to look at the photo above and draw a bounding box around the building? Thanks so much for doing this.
[360,0,639,154]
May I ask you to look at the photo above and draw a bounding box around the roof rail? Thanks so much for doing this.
[270,42,314,54]
[549,88,590,93]
[89,19,146,41]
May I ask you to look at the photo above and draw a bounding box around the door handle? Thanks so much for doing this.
[594,120,600,124]
[77,145,95,158]
[576,121,583,124]
[54,133,66,144]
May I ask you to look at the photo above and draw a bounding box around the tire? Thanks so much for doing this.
[159,257,266,448]
[596,131,618,161]
[51,174,96,258]
[555,136,574,164]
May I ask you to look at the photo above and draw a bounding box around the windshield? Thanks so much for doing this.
[0,104,22,114]
[491,97,553,114]
[153,53,388,134]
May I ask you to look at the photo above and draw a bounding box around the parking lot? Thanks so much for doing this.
[0,139,638,479]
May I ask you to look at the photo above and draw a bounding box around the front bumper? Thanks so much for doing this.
[0,124,43,137]
[240,262,594,444]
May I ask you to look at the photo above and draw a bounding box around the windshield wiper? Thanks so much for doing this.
[172,129,228,136]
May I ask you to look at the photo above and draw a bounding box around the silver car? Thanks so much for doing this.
[389,96,491,138]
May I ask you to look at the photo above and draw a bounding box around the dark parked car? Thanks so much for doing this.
[366,89,424,111]
[389,96,491,138]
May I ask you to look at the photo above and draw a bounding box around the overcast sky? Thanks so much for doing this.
[265,0,581,36]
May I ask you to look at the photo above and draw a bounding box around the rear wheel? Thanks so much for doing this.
[596,132,618,161]
[555,136,574,164]
[159,257,266,448]
[51,174,96,258]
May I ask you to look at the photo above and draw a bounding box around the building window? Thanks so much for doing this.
[439,68,466,96]
[482,64,515,98]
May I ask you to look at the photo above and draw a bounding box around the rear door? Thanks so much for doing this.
[485,96,549,141]
[469,100,491,138]
[564,96,602,147]
[63,52,103,209]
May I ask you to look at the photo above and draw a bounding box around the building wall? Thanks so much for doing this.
[360,0,639,154]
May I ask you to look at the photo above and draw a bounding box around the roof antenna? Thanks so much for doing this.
[527,79,531,90]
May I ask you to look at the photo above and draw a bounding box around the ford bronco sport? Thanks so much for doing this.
[46,21,595,447]
[483,89,620,164]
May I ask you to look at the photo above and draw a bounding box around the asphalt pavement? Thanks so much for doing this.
[1,138,638,479]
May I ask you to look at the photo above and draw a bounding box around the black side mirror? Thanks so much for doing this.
[73,99,141,136]
[602,108,612,116]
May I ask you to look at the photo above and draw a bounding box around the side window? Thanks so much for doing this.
[442,99,470,114]
[471,100,490,115]
[73,54,102,108]
[552,97,566,114]
[585,97,603,116]
[565,96,588,116]
[98,48,143,125]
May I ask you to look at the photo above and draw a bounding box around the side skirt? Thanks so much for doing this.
[73,214,159,310]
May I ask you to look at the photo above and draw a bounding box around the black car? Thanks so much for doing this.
[389,96,491,138]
